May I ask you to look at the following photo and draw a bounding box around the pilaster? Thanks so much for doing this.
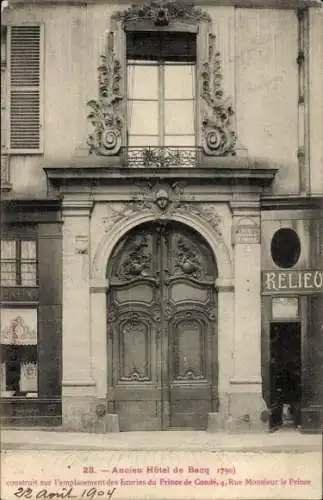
[214,278,234,430]
[90,289,108,398]
[61,197,96,429]
[229,200,267,431]
[216,277,234,395]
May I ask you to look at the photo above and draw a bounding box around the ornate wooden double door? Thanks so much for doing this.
[107,221,218,431]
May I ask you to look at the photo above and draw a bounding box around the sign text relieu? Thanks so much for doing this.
[262,270,323,294]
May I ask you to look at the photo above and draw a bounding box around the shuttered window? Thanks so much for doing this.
[8,25,43,153]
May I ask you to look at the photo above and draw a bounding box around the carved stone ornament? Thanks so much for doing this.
[112,1,211,26]
[174,203,222,237]
[201,34,236,156]
[102,187,222,238]
[117,234,152,280]
[87,35,123,156]
[173,235,204,279]
[155,188,170,211]
[102,184,172,232]
[96,404,107,418]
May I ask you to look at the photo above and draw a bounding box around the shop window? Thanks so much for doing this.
[0,308,38,398]
[1,239,37,286]
[271,228,301,268]
[126,31,197,148]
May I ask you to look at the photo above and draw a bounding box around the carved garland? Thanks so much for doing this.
[174,202,222,237]
[111,1,211,25]
[87,36,123,156]
[103,197,222,238]
[201,34,236,156]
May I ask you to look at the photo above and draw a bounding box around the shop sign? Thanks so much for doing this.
[262,270,323,294]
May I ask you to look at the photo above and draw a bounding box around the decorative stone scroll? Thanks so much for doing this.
[112,1,211,26]
[201,34,236,156]
[87,34,123,156]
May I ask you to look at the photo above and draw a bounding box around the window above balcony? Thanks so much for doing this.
[127,31,196,147]
[86,1,237,166]
[126,31,198,167]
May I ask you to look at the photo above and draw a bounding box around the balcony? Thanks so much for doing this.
[44,146,278,190]
[122,146,201,169]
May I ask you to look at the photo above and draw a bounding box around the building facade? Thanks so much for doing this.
[1,0,322,433]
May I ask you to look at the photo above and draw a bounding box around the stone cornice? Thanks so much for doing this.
[4,0,322,10]
[45,163,278,189]
[62,198,94,217]
[261,195,323,211]
[230,200,261,215]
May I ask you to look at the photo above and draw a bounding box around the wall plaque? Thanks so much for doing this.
[262,270,323,295]
[233,224,260,244]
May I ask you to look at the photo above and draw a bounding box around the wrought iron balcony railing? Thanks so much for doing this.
[122,146,202,168]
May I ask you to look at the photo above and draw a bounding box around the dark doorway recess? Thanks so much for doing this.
[269,322,302,431]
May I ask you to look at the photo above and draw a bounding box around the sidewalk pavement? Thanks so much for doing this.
[1,428,321,453]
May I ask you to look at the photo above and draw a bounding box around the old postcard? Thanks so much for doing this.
[1,0,323,499]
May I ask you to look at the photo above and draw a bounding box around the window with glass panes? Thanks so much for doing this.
[1,239,37,286]
[0,308,38,398]
[126,31,196,147]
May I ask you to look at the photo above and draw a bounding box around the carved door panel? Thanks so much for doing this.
[163,228,217,429]
[107,222,217,431]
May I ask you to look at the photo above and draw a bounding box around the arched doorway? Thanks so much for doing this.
[106,221,218,431]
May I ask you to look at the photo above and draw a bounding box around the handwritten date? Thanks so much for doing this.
[14,487,116,499]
